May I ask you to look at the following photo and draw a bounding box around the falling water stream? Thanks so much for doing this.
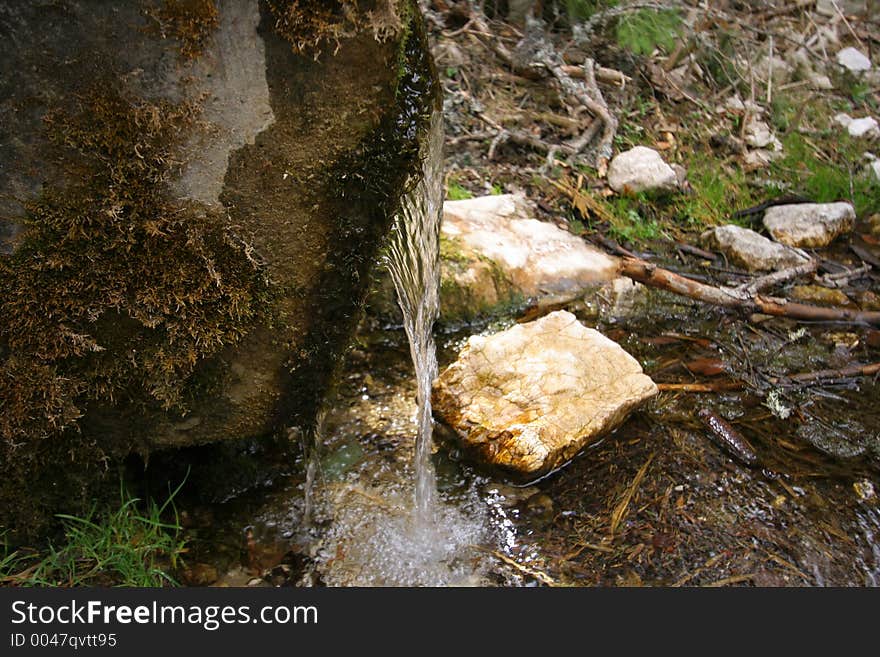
[384,109,444,526]
[302,109,491,586]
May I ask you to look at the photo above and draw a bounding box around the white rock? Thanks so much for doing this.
[834,113,878,138]
[837,47,872,72]
[744,118,773,148]
[848,117,880,139]
[763,202,855,248]
[834,112,854,128]
[607,146,678,194]
[743,148,783,169]
[809,74,834,90]
[702,225,810,272]
[439,195,617,319]
[744,117,781,150]
[757,55,794,84]
[432,310,657,476]
[870,160,880,182]
[603,277,647,318]
[724,96,745,113]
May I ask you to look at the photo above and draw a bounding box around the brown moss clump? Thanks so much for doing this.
[146,0,220,59]
[267,0,361,56]
[268,1,405,56]
[0,84,269,534]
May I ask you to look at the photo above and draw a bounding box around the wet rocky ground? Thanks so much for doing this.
[177,272,880,586]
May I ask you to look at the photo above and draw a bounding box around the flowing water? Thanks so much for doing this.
[302,110,492,585]
[384,109,444,525]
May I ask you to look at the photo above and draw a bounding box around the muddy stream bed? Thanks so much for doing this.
[168,270,880,588]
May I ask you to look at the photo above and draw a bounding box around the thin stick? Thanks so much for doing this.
[657,363,880,393]
[478,547,558,586]
[617,257,880,327]
[831,0,865,49]
[609,454,654,535]
[738,260,818,295]
[656,382,745,393]
[560,64,631,87]
[783,362,880,384]
[703,574,755,587]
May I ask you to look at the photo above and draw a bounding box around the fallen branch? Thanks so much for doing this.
[560,64,631,87]
[820,263,872,288]
[617,256,880,327]
[475,547,558,586]
[468,10,617,168]
[703,574,756,587]
[851,243,880,268]
[465,92,578,163]
[782,362,880,385]
[656,382,745,393]
[657,363,880,393]
[737,260,818,296]
[676,242,717,260]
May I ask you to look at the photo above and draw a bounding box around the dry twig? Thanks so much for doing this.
[617,257,880,327]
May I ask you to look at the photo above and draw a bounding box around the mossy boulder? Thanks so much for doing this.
[369,194,617,324]
[0,0,434,537]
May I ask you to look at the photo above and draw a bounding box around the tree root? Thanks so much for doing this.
[465,7,620,170]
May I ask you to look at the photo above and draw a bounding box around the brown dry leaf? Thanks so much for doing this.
[684,357,726,376]
[640,335,682,346]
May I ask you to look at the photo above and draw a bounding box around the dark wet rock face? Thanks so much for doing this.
[0,0,435,537]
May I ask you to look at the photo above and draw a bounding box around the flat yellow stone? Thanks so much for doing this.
[432,310,657,477]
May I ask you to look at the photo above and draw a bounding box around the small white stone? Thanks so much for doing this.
[763,202,855,248]
[702,224,810,272]
[724,96,745,113]
[834,112,853,127]
[870,160,880,182]
[847,116,879,139]
[743,148,783,169]
[809,74,834,90]
[837,47,872,72]
[744,118,777,149]
[607,146,678,194]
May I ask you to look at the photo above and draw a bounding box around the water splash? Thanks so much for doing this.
[384,109,444,525]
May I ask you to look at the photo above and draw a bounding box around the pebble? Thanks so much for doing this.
[837,47,872,73]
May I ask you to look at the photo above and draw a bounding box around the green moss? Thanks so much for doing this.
[602,194,667,243]
[439,234,469,264]
[146,0,220,60]
[446,180,473,201]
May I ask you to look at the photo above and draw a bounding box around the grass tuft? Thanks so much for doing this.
[1,479,187,587]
